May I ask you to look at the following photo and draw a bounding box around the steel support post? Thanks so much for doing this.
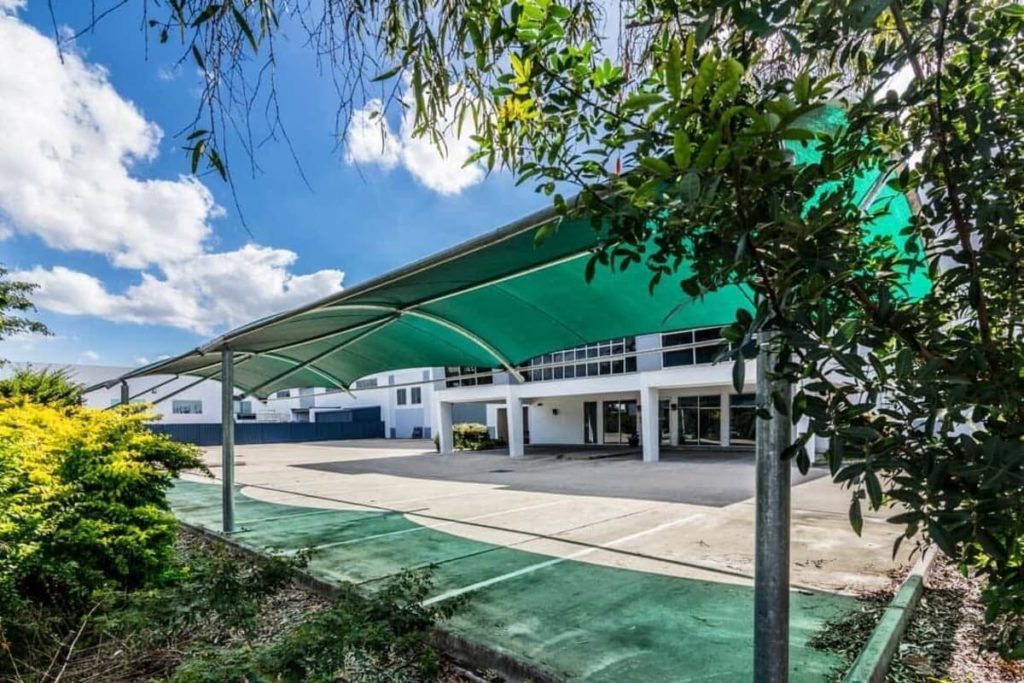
[221,349,235,533]
[119,380,130,406]
[754,330,792,682]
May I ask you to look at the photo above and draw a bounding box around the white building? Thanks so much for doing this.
[432,326,768,463]
[255,324,799,464]
[268,367,484,438]
[0,363,289,424]
[6,324,810,463]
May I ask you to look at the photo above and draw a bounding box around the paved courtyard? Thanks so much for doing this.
[170,439,909,681]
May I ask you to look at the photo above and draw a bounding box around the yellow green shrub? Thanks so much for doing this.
[0,400,203,612]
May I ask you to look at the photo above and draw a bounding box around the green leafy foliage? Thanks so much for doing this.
[0,366,85,408]
[74,0,1024,656]
[3,528,459,682]
[0,265,48,348]
[0,398,205,659]
[433,422,507,451]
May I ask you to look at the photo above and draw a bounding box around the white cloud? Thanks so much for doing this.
[0,14,344,335]
[345,99,400,168]
[80,350,99,362]
[346,92,485,195]
[0,14,218,269]
[16,245,344,335]
[0,1,25,14]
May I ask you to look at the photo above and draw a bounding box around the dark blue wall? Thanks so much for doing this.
[149,407,383,446]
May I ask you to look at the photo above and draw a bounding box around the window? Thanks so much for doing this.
[172,400,202,414]
[355,378,378,389]
[603,400,639,444]
[662,327,731,368]
[677,395,721,445]
[444,366,495,387]
[730,393,757,445]
[410,387,422,404]
[519,337,638,382]
[275,390,291,398]
[396,388,407,405]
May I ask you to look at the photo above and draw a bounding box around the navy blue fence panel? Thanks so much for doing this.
[148,413,384,446]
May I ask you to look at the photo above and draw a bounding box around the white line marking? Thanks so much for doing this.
[298,499,570,552]
[422,512,705,605]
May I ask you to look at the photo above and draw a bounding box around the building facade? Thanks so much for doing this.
[9,325,813,463]
[432,326,779,463]
[1,363,289,424]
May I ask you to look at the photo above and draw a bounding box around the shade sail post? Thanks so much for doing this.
[119,381,129,406]
[754,330,791,682]
[221,349,236,534]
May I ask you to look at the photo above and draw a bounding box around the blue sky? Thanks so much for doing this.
[0,0,549,367]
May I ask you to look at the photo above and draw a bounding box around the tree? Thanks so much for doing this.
[65,0,1024,654]
[0,265,48,349]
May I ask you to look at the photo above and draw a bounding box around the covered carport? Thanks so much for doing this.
[93,110,923,680]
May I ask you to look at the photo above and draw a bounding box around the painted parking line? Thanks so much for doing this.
[376,490,494,508]
[297,499,570,552]
[227,479,780,587]
[231,506,352,526]
[422,513,706,606]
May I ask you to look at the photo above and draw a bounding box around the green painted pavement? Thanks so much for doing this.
[169,479,852,681]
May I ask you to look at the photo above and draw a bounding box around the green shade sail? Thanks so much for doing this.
[109,107,927,398]
[116,207,752,398]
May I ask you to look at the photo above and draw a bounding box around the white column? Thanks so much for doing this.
[641,385,660,463]
[720,391,731,447]
[435,400,454,453]
[507,390,524,458]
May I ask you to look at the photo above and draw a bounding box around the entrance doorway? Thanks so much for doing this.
[603,400,638,445]
[678,395,722,445]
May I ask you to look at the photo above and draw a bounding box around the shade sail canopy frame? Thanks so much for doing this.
[96,108,928,399]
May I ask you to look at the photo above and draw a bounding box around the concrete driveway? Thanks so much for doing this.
[171,439,909,681]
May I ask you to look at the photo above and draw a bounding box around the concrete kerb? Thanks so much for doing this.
[842,547,939,683]
[181,521,561,683]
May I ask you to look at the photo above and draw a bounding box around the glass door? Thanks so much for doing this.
[603,400,638,444]
[677,395,722,445]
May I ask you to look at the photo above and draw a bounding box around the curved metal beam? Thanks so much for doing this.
[404,310,525,383]
[304,303,526,383]
[261,353,350,393]
[246,316,396,397]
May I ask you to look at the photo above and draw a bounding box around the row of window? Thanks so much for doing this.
[520,337,638,382]
[168,399,260,415]
[444,366,495,388]
[395,387,422,405]
[662,327,756,368]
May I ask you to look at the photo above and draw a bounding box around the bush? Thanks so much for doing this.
[0,366,84,408]
[452,422,503,451]
[0,399,204,652]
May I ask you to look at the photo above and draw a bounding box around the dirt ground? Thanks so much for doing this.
[887,556,1024,683]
